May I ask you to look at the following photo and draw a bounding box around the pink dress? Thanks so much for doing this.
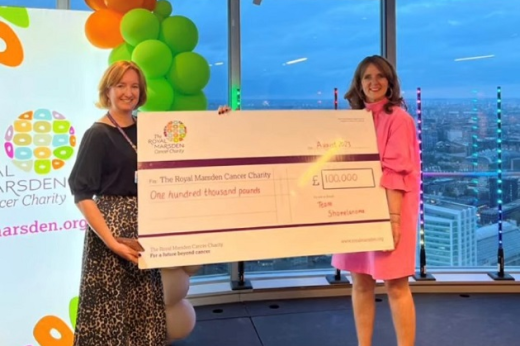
[331,98,421,280]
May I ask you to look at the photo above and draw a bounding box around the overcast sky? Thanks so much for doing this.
[5,0,519,100]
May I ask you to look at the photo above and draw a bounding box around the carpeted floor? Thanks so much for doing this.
[173,293,520,346]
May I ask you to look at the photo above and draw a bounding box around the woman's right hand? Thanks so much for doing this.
[218,105,232,114]
[109,241,139,264]
[391,220,401,249]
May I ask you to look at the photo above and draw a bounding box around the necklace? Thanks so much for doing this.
[105,112,137,153]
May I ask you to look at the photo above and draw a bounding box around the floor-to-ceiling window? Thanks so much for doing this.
[3,0,55,8]
[8,0,517,284]
[239,0,381,273]
[397,0,520,269]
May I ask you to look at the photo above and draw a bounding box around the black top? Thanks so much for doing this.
[68,122,137,203]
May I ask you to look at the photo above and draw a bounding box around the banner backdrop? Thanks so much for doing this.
[0,8,109,346]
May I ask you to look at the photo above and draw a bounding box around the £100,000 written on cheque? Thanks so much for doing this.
[136,110,393,269]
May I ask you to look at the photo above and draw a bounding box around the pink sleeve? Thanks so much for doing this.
[380,115,418,192]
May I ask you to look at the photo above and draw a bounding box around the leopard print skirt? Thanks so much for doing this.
[73,196,166,346]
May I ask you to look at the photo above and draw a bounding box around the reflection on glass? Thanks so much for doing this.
[241,0,380,273]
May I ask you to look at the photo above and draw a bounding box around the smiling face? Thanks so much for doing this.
[107,69,140,113]
[360,63,389,103]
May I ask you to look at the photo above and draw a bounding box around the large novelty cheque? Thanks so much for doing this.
[136,110,393,269]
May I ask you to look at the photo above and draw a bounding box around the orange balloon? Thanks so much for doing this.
[84,9,124,49]
[0,22,24,67]
[142,0,157,11]
[33,315,74,346]
[105,0,144,13]
[85,0,106,10]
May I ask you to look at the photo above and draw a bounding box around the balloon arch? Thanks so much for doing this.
[84,0,210,112]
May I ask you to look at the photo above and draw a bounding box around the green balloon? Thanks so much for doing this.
[141,78,174,111]
[108,42,134,65]
[154,0,172,18]
[160,15,198,55]
[167,52,210,95]
[154,12,166,23]
[132,40,173,78]
[121,9,160,47]
[69,297,79,330]
[171,91,208,111]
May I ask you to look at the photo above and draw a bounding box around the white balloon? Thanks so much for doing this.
[166,299,196,343]
[161,267,190,306]
[182,265,202,276]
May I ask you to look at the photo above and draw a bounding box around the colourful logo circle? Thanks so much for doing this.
[163,120,187,143]
[3,109,76,175]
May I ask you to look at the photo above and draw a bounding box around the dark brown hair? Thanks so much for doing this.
[344,55,406,114]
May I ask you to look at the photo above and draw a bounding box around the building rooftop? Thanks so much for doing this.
[476,221,518,240]
[480,199,520,215]
[425,195,476,211]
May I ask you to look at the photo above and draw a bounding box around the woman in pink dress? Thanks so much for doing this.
[332,55,420,346]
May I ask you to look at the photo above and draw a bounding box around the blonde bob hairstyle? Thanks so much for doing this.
[96,61,147,109]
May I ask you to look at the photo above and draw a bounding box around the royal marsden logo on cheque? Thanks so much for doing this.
[148,120,187,154]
